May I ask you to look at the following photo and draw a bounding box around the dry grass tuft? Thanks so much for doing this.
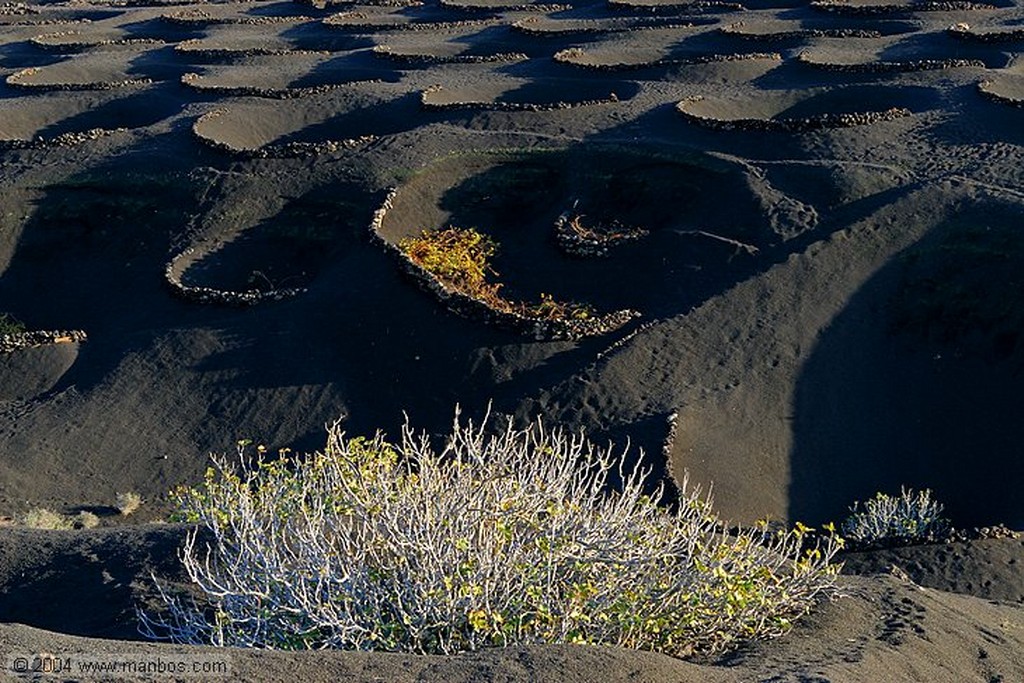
[116,492,143,516]
[22,508,74,530]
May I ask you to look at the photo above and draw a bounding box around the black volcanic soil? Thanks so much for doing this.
[1,0,1023,678]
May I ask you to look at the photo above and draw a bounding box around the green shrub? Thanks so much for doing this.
[400,227,499,299]
[142,410,842,657]
[0,313,26,336]
[400,228,593,321]
[841,487,949,546]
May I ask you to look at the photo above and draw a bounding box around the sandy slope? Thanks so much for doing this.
[0,525,1022,682]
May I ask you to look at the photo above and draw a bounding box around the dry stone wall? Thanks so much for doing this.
[6,67,152,90]
[1,330,87,354]
[797,52,985,72]
[369,190,641,341]
[421,85,622,111]
[676,97,913,131]
[164,247,307,306]
[810,0,997,15]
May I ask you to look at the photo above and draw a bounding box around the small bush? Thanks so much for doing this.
[22,508,74,530]
[841,487,949,546]
[400,227,593,321]
[141,410,842,657]
[75,511,101,529]
[0,313,26,336]
[116,492,143,516]
[400,227,500,301]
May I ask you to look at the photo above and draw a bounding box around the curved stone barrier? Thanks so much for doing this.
[420,83,629,111]
[719,19,918,40]
[606,0,744,12]
[0,127,128,151]
[977,78,1024,107]
[372,44,527,64]
[1,7,121,26]
[368,190,640,341]
[553,48,781,71]
[3,16,99,26]
[174,39,327,59]
[6,67,151,91]
[1,330,87,354]
[662,410,679,462]
[192,109,377,158]
[181,72,377,99]
[512,16,708,36]
[440,0,570,11]
[0,3,38,17]
[810,0,998,15]
[947,22,1024,42]
[30,31,168,52]
[721,24,882,41]
[164,247,306,306]
[676,95,913,131]
[161,8,305,27]
[323,11,498,32]
[99,0,207,7]
[796,50,985,73]
[295,0,422,9]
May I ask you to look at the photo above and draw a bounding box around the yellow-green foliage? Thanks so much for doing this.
[399,227,592,321]
[400,227,500,301]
